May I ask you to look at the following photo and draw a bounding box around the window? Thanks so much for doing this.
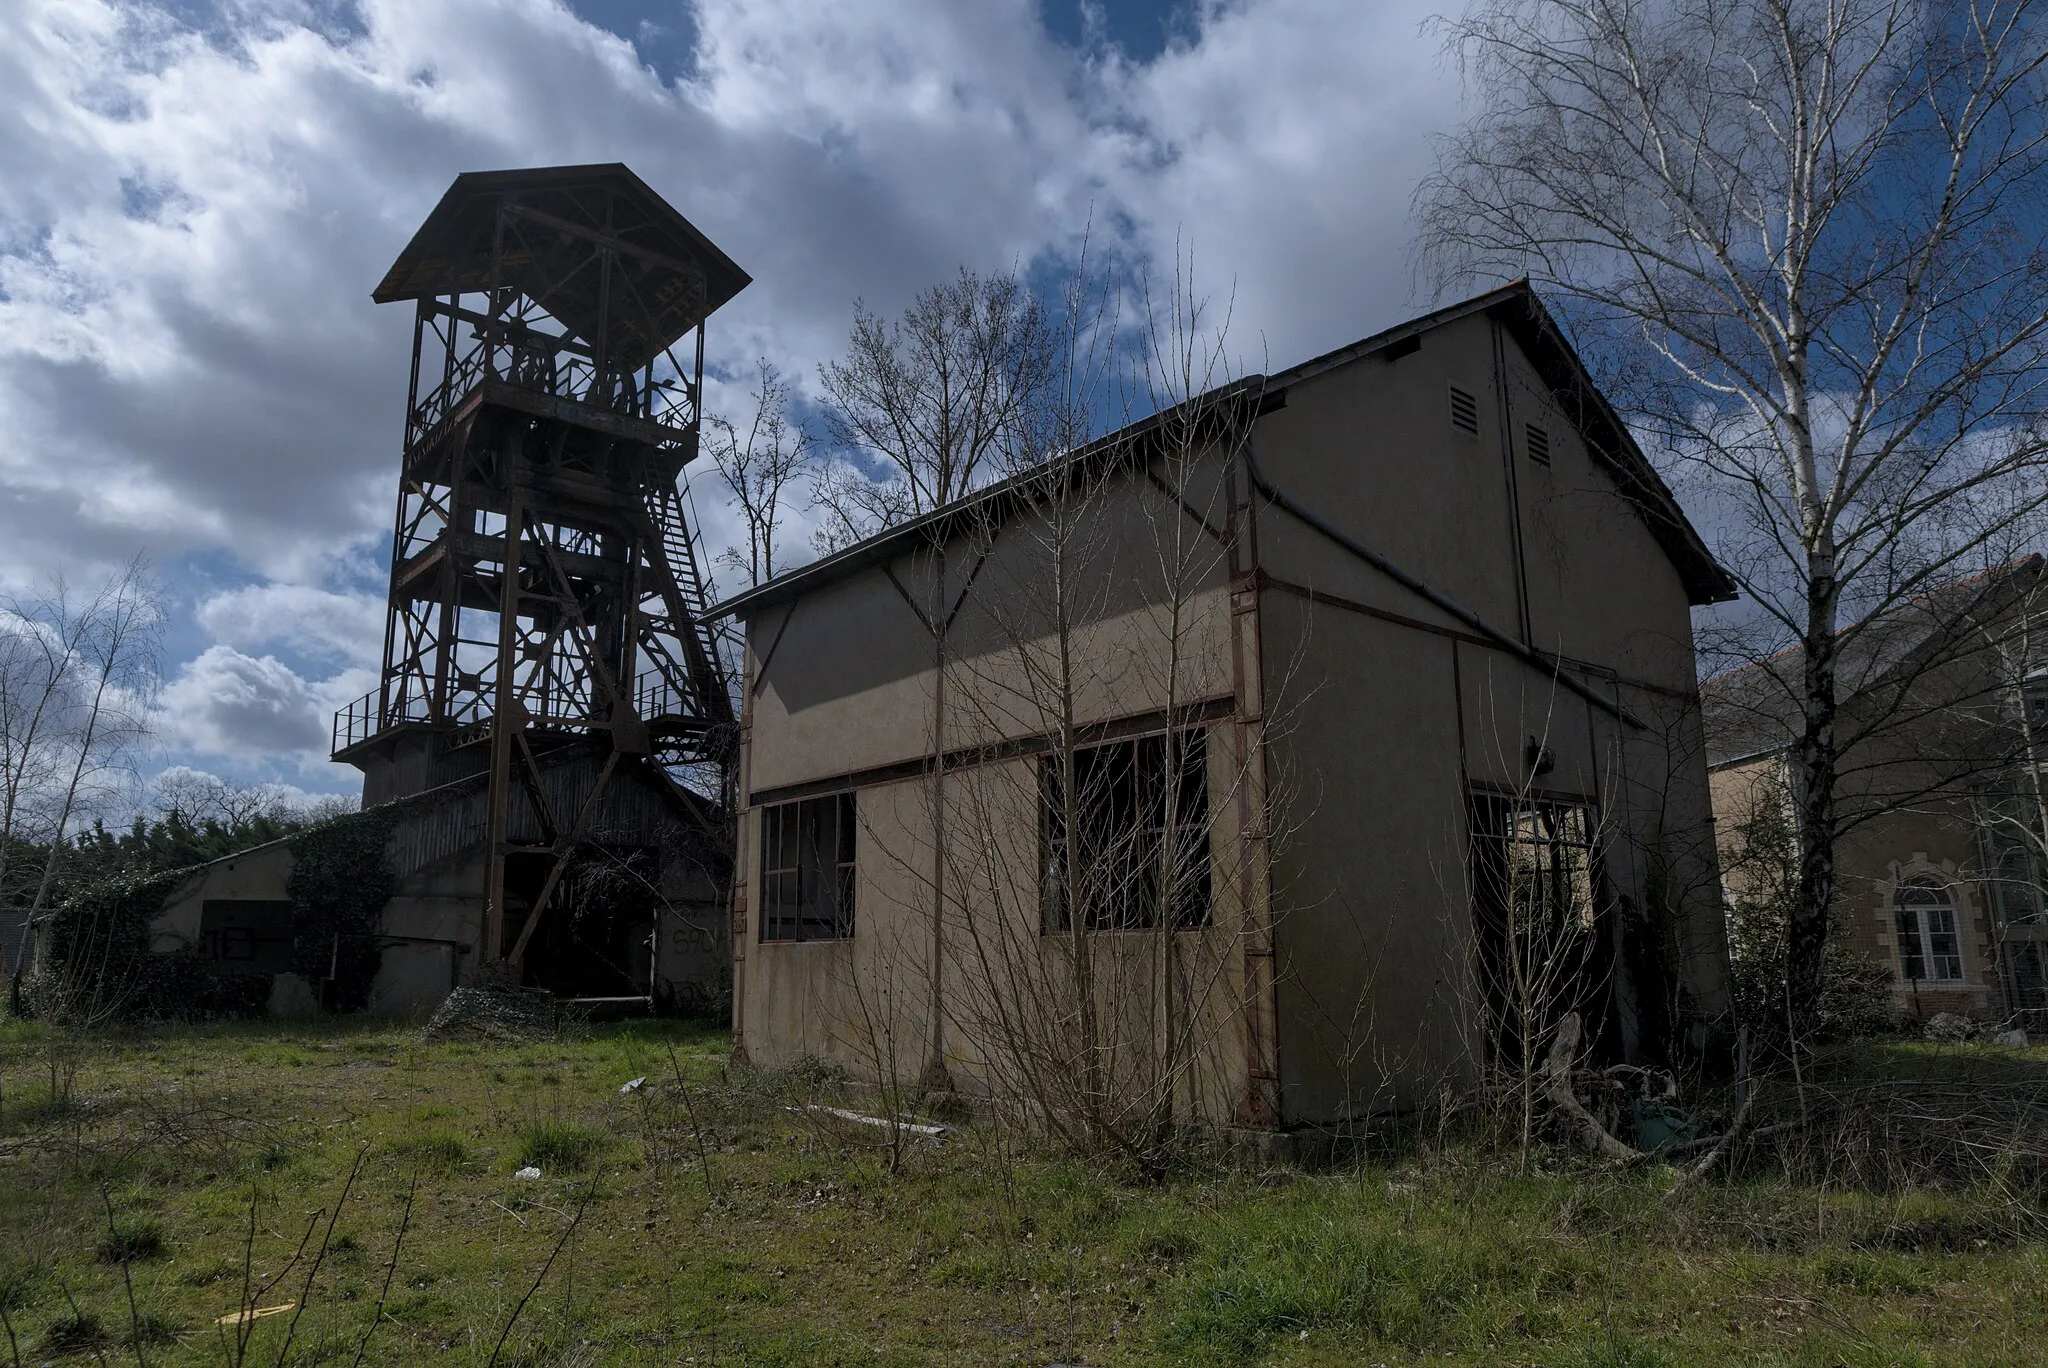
[1449,385,1480,435]
[1471,797,1599,944]
[1977,799,2045,929]
[759,793,856,942]
[1895,880,1964,983]
[199,900,295,974]
[1467,795,1605,1061]
[1526,422,1551,465]
[1042,728,1211,932]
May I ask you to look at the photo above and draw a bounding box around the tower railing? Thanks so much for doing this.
[404,320,698,456]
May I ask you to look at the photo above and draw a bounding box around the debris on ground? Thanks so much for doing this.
[796,1105,952,1140]
[620,1076,647,1094]
[514,1166,542,1180]
[216,1302,296,1326]
[1923,1012,1976,1043]
[422,982,556,1042]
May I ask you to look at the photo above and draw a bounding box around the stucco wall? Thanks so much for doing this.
[1248,317,1729,1119]
[731,309,1731,1128]
[733,453,1252,1120]
[744,465,1237,797]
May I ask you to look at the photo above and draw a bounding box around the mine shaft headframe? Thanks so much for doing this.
[373,163,751,379]
[342,165,749,977]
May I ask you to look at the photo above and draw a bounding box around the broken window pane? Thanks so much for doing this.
[760,792,855,943]
[1042,726,1211,933]
[1467,794,1606,1062]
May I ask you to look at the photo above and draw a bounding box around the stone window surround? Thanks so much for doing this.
[1876,855,1981,990]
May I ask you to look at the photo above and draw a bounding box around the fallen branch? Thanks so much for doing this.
[1544,1014,1639,1161]
[1665,1082,1757,1203]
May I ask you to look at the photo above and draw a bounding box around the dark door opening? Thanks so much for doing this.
[1467,792,1621,1069]
[506,846,657,998]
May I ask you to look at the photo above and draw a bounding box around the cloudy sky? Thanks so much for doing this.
[0,0,1464,801]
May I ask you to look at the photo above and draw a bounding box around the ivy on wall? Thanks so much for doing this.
[28,868,268,1023]
[285,805,400,1012]
[27,802,404,1022]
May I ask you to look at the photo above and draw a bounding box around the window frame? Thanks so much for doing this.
[758,791,857,944]
[1894,879,1965,984]
[1040,725,1212,935]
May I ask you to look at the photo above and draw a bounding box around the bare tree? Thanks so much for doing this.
[150,769,296,827]
[21,560,163,926]
[1418,0,2048,1037]
[706,361,813,589]
[877,254,1294,1172]
[0,581,98,906]
[811,268,1056,552]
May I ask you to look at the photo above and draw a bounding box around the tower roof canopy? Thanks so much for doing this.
[373,164,751,369]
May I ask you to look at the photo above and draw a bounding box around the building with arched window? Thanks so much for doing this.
[1706,560,2048,1027]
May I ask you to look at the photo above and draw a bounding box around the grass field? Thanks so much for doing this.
[1,1016,2044,1366]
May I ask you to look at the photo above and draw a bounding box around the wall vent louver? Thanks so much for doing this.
[1449,385,1479,435]
[1527,423,1551,465]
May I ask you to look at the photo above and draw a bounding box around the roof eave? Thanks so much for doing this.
[707,374,1271,621]
[712,281,1740,617]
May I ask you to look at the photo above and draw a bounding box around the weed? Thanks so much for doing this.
[396,1129,470,1173]
[178,1258,241,1287]
[253,1138,296,1171]
[1815,1251,1928,1293]
[39,1308,104,1354]
[96,1216,165,1263]
[126,1310,179,1346]
[1569,1340,1675,1368]
[514,1120,612,1173]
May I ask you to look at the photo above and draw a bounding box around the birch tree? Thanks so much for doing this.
[1417,0,2048,1037]
[20,560,163,923]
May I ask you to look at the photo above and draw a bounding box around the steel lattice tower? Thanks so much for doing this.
[334,164,748,973]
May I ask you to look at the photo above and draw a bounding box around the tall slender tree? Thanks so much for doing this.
[705,360,813,589]
[1417,0,2048,1036]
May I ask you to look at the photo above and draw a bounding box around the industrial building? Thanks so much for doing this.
[712,282,1737,1128]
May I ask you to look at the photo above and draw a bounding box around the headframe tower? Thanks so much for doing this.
[334,164,747,976]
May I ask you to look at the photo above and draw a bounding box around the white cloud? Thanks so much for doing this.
[195,582,384,667]
[1,0,1455,782]
[156,644,371,771]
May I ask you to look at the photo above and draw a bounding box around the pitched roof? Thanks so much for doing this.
[374,164,751,369]
[1701,557,2047,767]
[708,280,1735,619]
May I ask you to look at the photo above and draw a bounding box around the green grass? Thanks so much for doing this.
[1,1015,2043,1365]
[95,1215,165,1263]
[514,1117,612,1172]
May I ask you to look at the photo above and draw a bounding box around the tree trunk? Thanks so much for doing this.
[1787,561,1840,1038]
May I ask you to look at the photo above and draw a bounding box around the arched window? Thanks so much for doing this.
[1894,880,1964,984]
